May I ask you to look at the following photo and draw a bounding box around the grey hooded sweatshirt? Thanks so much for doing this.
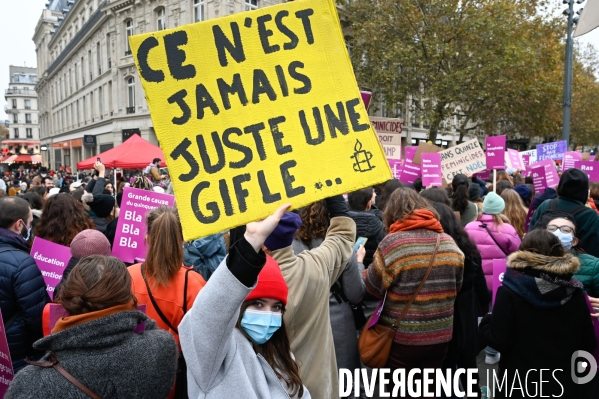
[179,258,311,399]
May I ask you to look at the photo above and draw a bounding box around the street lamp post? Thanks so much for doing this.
[562,0,585,146]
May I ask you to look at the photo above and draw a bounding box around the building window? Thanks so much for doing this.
[13,128,19,139]
[125,20,134,55]
[127,77,135,113]
[88,50,93,81]
[12,114,17,124]
[245,0,258,11]
[194,0,205,22]
[26,128,32,138]
[11,99,16,109]
[157,8,166,30]
[25,100,31,110]
[23,87,29,93]
[25,114,31,124]
[97,42,102,75]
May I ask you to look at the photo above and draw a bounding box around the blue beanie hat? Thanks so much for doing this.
[514,184,531,201]
[482,192,505,215]
[264,212,303,250]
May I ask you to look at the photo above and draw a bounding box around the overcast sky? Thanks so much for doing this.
[1,0,598,123]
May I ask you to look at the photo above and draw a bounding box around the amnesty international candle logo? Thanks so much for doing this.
[130,0,391,240]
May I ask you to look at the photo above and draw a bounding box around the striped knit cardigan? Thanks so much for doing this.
[364,228,464,345]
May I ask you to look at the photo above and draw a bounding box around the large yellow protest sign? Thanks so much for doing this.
[130,0,391,240]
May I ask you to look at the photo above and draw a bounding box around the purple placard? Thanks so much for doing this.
[486,136,506,170]
[507,149,524,170]
[112,187,175,263]
[360,91,372,110]
[31,237,72,300]
[474,170,490,181]
[398,146,421,184]
[530,159,559,192]
[563,152,582,172]
[421,153,443,187]
[367,292,387,329]
[492,259,507,306]
[584,294,599,368]
[536,140,568,162]
[398,161,421,184]
[389,160,403,179]
[0,310,13,397]
[574,161,599,182]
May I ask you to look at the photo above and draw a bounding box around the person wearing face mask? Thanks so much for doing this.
[535,210,599,298]
[0,196,50,372]
[180,204,310,399]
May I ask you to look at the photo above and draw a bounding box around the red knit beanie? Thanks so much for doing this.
[245,255,288,306]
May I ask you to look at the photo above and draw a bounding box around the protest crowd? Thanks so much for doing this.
[0,156,597,399]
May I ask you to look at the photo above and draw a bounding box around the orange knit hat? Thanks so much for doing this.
[245,255,288,306]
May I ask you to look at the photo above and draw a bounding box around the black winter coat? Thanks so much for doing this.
[348,210,385,267]
[0,233,50,372]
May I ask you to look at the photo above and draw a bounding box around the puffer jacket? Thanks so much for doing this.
[573,251,599,297]
[348,210,386,267]
[0,231,50,372]
[464,215,521,291]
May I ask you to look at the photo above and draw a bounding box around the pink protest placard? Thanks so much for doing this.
[529,159,559,192]
[563,152,582,172]
[574,161,599,182]
[31,237,72,300]
[389,160,403,179]
[486,136,506,170]
[112,187,175,264]
[474,170,490,181]
[584,294,599,368]
[492,259,507,306]
[506,149,524,170]
[398,146,421,184]
[0,310,13,397]
[421,153,443,187]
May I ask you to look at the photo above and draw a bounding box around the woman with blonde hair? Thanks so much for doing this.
[501,189,528,238]
[128,206,206,398]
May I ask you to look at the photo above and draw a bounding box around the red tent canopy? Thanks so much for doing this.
[77,135,167,170]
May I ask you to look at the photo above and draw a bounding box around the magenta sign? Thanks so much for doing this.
[574,161,599,182]
[530,159,559,192]
[31,237,72,300]
[421,153,443,187]
[485,136,506,170]
[112,187,175,263]
[0,310,13,397]
[563,152,582,172]
[492,259,507,306]
[360,91,372,110]
[398,146,421,184]
[507,149,524,170]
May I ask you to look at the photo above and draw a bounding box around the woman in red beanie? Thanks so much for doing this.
[180,204,310,399]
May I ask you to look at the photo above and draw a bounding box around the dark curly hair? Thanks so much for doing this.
[296,200,330,245]
[55,255,137,316]
[34,194,95,246]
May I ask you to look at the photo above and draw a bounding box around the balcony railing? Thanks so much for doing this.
[126,107,135,114]
[125,50,132,56]
[5,89,35,96]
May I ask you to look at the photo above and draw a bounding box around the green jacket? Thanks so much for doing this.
[574,252,599,298]
[530,197,599,258]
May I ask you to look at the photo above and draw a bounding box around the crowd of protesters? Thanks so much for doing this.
[0,159,598,399]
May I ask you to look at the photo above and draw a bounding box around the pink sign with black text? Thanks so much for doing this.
[112,187,175,264]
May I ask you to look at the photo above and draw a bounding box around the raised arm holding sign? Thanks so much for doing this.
[131,0,391,240]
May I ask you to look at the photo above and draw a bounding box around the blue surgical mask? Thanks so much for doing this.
[552,230,574,250]
[240,309,282,345]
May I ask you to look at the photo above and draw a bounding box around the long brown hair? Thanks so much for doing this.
[296,201,329,245]
[145,206,183,288]
[236,301,304,397]
[383,187,439,230]
[501,189,527,238]
[56,255,137,316]
[35,194,95,246]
